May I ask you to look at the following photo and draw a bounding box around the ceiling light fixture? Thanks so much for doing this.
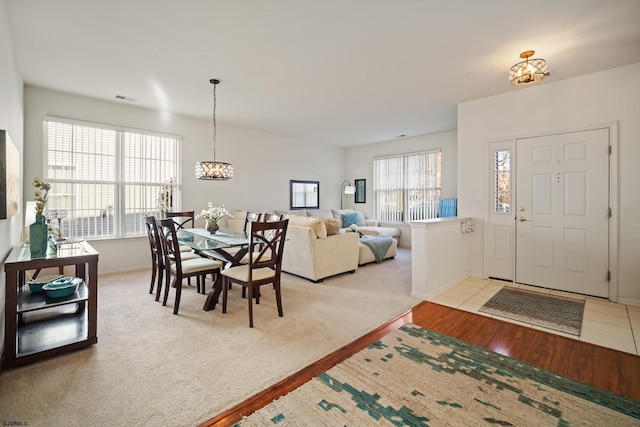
[195,79,233,180]
[509,50,548,86]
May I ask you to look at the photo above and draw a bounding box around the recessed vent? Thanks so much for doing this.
[115,94,137,102]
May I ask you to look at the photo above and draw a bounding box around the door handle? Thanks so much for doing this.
[519,216,529,222]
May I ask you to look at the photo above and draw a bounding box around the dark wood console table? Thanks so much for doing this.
[3,240,99,368]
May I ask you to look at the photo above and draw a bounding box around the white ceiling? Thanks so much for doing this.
[7,0,640,147]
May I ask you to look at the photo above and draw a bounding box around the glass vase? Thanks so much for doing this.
[206,221,219,234]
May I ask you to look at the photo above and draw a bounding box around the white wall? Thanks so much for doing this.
[0,0,25,368]
[346,131,457,247]
[23,86,347,273]
[458,62,640,305]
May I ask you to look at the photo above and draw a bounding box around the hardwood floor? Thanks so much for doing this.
[201,301,640,427]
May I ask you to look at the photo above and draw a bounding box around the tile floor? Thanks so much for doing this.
[428,278,640,355]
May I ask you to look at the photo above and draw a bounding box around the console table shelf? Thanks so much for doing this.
[3,241,99,368]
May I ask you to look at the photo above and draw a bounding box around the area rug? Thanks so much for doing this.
[236,324,640,426]
[478,287,585,336]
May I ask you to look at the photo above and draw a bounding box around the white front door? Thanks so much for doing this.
[515,128,610,297]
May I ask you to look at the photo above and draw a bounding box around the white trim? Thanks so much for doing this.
[483,123,619,301]
[608,122,619,302]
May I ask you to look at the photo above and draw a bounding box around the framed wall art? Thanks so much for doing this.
[355,179,366,204]
[0,129,20,219]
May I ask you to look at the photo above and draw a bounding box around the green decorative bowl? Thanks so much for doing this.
[28,282,46,293]
[28,274,63,293]
[43,278,78,298]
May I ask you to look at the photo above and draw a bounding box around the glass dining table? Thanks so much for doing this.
[177,227,251,311]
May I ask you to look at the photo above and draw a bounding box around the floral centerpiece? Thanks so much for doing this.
[197,203,231,234]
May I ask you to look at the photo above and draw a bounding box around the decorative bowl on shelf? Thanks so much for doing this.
[42,277,79,298]
[28,274,63,293]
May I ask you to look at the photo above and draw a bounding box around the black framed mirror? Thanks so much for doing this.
[355,179,366,203]
[290,180,319,210]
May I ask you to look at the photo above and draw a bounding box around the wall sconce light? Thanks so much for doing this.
[509,50,548,86]
[341,180,355,209]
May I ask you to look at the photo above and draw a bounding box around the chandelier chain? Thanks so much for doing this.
[212,80,217,161]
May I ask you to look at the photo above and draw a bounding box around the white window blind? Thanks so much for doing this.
[373,150,441,223]
[44,117,181,239]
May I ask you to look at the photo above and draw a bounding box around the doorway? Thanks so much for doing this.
[487,127,612,298]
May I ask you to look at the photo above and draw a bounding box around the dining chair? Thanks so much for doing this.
[156,218,224,314]
[261,212,284,222]
[147,216,202,301]
[165,210,200,286]
[239,212,283,265]
[165,211,196,230]
[221,219,289,327]
[223,211,261,265]
[244,211,261,233]
[144,215,163,295]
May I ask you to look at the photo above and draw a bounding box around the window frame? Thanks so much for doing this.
[43,116,181,240]
[493,148,512,215]
[373,149,442,223]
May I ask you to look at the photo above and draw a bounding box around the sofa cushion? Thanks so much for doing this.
[342,212,360,228]
[284,214,327,239]
[357,226,401,238]
[320,218,340,236]
[276,209,307,217]
[306,208,333,219]
[233,210,247,220]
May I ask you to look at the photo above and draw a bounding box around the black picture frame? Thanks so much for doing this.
[290,180,320,210]
[355,179,366,203]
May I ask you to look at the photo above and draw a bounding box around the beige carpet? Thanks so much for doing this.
[0,248,418,426]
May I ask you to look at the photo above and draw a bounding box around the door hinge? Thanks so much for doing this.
[609,145,612,155]
[606,270,611,282]
[608,207,612,218]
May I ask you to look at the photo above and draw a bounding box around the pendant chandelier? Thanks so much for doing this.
[195,78,233,180]
[509,50,548,86]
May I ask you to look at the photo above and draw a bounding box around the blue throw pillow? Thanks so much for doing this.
[342,212,360,228]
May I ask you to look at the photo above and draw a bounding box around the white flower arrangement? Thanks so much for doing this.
[348,223,359,232]
[197,203,231,224]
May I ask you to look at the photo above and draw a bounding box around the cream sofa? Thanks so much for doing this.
[280,215,360,282]
[218,209,394,281]
[305,208,401,238]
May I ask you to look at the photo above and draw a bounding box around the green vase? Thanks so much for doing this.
[30,214,49,259]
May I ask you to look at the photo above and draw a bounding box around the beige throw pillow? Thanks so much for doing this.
[320,218,340,236]
[284,214,327,239]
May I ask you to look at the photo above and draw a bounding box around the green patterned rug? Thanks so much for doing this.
[236,324,639,426]
[479,287,585,336]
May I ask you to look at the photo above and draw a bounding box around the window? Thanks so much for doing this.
[44,117,181,239]
[493,150,511,214]
[373,150,441,223]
